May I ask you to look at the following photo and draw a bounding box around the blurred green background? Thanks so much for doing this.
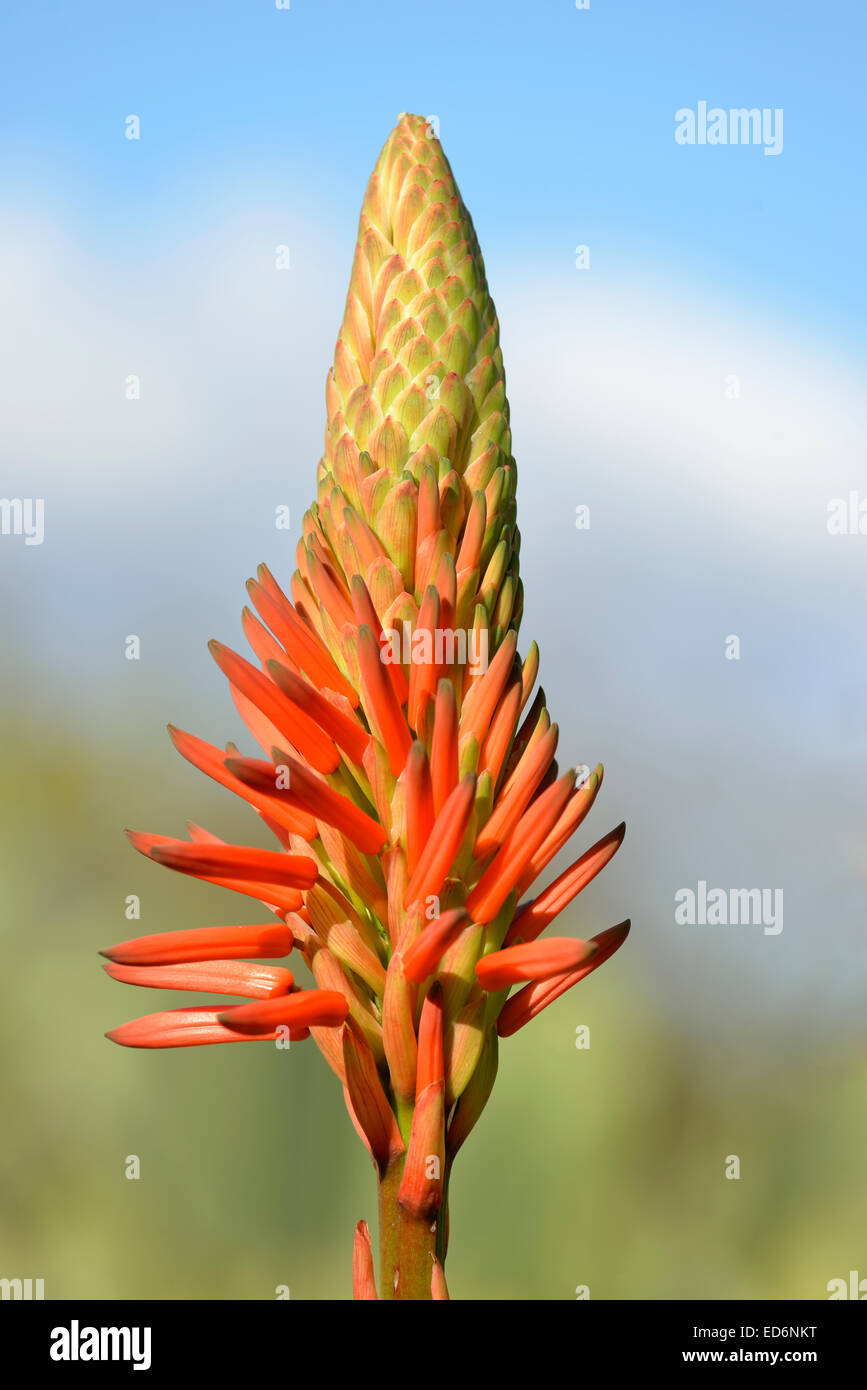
[2,698,863,1301]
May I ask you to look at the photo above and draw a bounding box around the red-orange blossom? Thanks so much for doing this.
[104,114,629,1301]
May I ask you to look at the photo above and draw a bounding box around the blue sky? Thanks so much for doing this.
[1,0,865,355]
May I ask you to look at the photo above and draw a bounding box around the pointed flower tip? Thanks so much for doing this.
[476,937,597,993]
[342,1023,406,1171]
[352,1220,378,1301]
[103,959,294,999]
[416,982,444,1094]
[105,1006,287,1049]
[99,923,292,967]
[431,1255,450,1301]
[497,920,631,1037]
[398,1079,445,1220]
[218,989,349,1033]
[403,773,476,910]
[144,837,319,891]
[506,822,627,945]
[400,907,469,984]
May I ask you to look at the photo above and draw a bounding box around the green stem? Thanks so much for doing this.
[435,1161,451,1265]
[378,1155,442,1301]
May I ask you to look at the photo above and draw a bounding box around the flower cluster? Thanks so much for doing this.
[104,114,629,1300]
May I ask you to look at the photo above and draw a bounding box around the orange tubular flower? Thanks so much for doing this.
[105,114,630,1301]
[352,1221,378,1301]
[475,937,599,992]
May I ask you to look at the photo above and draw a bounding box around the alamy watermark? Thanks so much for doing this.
[380,623,489,677]
[827,1270,867,1299]
[0,497,44,545]
[50,1321,151,1371]
[827,491,867,535]
[675,880,783,936]
[675,102,783,156]
[1,1276,44,1299]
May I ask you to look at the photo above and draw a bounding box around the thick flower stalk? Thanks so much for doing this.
[105,114,629,1300]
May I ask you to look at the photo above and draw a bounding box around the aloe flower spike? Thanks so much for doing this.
[105,114,629,1301]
